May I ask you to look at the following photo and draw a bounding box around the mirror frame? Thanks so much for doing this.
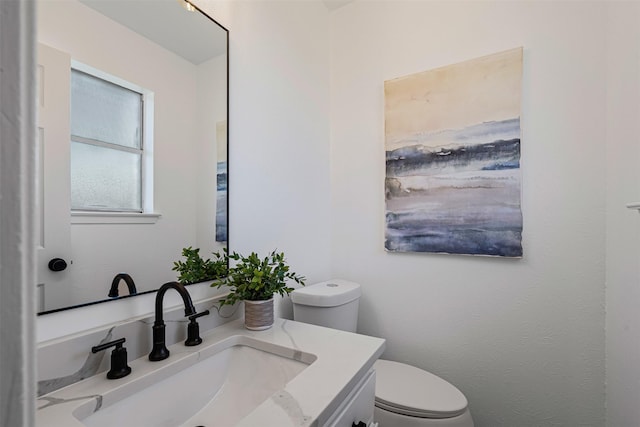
[37,3,229,316]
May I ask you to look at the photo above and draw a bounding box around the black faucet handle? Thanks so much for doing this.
[188,309,210,321]
[185,310,210,346]
[92,338,132,379]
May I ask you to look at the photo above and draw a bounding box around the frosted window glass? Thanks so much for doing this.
[71,70,142,149]
[71,142,142,211]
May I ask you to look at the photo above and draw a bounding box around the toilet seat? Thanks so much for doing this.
[374,359,468,419]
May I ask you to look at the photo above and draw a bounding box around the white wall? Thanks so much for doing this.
[196,0,333,318]
[330,2,607,426]
[605,3,640,427]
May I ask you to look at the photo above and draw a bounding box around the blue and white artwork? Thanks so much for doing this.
[215,160,227,242]
[215,120,228,243]
[384,48,523,257]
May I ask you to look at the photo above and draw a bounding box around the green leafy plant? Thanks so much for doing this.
[213,250,305,306]
[172,247,227,285]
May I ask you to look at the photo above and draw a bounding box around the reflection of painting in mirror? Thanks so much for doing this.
[384,48,523,257]
[216,121,228,242]
[36,0,228,313]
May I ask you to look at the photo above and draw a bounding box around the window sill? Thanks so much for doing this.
[71,212,161,224]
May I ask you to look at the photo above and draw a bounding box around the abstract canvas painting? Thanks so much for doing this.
[216,120,227,242]
[384,48,523,257]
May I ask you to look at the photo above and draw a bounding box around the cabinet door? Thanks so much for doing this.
[324,369,376,427]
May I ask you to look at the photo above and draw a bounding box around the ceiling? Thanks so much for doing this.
[79,0,227,65]
[78,0,350,65]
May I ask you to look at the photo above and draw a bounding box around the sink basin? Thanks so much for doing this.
[72,336,315,427]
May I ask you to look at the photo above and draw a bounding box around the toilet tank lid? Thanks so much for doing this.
[291,279,361,307]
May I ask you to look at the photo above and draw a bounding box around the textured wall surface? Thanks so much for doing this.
[605,3,640,427]
[330,2,607,426]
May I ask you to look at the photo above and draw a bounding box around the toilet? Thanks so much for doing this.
[291,279,474,427]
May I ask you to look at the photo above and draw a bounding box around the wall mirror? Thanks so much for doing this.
[36,0,228,314]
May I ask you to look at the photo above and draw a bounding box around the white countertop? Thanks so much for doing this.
[36,318,386,427]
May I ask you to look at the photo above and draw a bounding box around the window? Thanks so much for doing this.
[70,66,152,213]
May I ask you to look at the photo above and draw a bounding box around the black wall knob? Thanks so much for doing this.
[48,258,67,272]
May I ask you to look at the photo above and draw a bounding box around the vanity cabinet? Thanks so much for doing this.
[323,369,377,427]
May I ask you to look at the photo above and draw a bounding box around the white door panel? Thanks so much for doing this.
[37,43,72,312]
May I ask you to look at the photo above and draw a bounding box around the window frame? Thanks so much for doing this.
[69,61,155,220]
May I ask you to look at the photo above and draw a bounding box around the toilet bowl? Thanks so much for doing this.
[291,280,474,427]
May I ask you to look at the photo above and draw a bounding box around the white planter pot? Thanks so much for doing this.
[243,298,274,330]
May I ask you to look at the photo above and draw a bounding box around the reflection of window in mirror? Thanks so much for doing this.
[70,62,155,215]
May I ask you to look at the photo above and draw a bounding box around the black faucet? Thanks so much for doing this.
[148,281,197,361]
[92,338,132,379]
[108,273,137,297]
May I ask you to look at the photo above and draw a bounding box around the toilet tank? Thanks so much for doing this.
[291,279,361,332]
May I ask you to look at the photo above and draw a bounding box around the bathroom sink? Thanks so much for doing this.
[38,319,385,427]
[72,336,314,427]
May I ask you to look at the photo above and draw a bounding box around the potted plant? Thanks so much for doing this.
[214,250,305,330]
[172,247,228,285]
